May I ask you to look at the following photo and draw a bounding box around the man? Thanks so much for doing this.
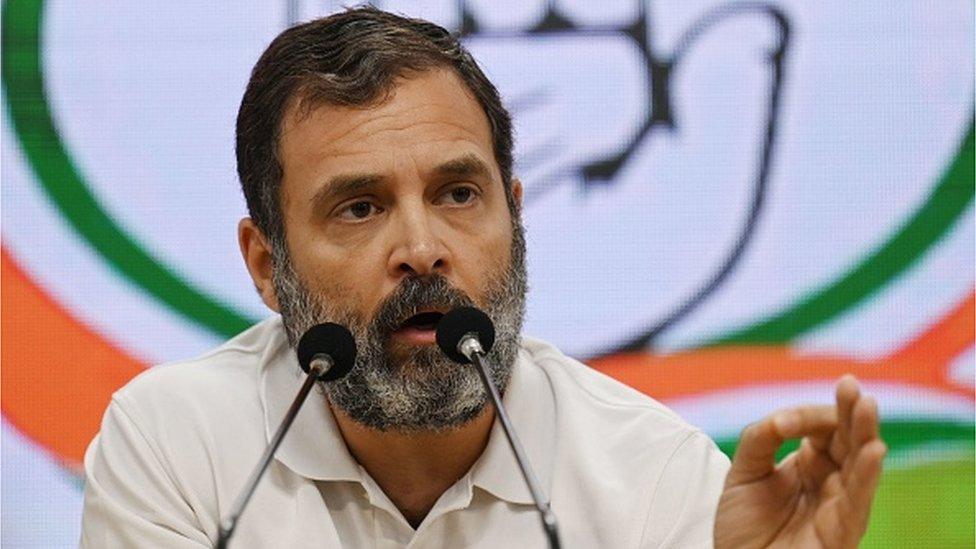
[81,8,886,548]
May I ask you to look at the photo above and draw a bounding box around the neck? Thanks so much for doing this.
[331,404,495,528]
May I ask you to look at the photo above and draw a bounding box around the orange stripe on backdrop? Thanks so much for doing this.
[887,293,975,370]
[590,292,976,402]
[1,250,146,470]
[1,239,972,469]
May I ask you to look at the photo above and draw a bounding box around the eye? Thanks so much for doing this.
[440,185,478,206]
[338,200,381,221]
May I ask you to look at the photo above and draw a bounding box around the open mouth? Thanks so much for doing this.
[391,311,445,343]
[400,311,445,330]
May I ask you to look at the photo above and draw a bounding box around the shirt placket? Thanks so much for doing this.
[357,469,417,548]
[407,475,474,548]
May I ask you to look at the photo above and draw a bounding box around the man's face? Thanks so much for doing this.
[270,68,526,431]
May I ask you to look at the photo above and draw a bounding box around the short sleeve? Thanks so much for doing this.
[80,396,211,548]
[640,431,731,548]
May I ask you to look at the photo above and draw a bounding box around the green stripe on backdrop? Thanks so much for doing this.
[710,125,975,346]
[1,0,254,339]
[2,0,973,346]
[715,419,975,460]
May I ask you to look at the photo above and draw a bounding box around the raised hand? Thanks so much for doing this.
[714,376,887,548]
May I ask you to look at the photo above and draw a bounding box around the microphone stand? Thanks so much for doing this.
[459,336,562,549]
[215,357,331,549]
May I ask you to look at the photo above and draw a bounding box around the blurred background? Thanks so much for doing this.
[2,0,973,546]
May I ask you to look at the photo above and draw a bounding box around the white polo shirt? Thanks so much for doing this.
[81,317,729,548]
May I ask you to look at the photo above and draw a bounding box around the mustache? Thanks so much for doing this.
[371,275,476,334]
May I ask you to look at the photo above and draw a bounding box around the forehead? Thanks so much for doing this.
[277,69,499,200]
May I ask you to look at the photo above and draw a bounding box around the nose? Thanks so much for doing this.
[387,204,450,279]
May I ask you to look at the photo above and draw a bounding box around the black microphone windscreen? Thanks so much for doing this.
[436,307,496,364]
[296,323,357,381]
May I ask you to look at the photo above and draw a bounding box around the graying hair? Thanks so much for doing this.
[236,7,516,245]
[270,218,528,432]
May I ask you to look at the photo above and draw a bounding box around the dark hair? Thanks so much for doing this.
[236,7,515,243]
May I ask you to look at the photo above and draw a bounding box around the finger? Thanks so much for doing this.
[815,475,859,548]
[844,439,887,539]
[805,428,839,461]
[834,375,861,459]
[820,469,845,500]
[826,432,848,469]
[808,430,851,473]
[729,406,837,484]
[797,437,839,493]
[813,493,850,548]
[843,394,880,484]
[851,395,881,448]
[806,429,850,473]
[775,406,839,440]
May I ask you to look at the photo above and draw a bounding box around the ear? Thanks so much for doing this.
[511,177,524,213]
[238,218,281,312]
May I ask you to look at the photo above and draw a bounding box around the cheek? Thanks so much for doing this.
[281,206,389,317]
[456,218,514,295]
[295,240,390,313]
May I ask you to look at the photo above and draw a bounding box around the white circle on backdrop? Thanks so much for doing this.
[34,1,974,360]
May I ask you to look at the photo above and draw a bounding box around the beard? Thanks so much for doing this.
[270,220,528,432]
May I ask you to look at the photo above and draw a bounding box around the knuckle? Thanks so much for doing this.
[742,420,762,436]
[741,419,768,442]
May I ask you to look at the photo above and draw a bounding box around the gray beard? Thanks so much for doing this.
[270,221,527,432]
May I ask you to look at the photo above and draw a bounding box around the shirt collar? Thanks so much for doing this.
[259,318,361,483]
[259,320,557,505]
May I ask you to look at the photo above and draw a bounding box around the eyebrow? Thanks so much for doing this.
[308,153,495,210]
[310,173,384,211]
[432,153,494,180]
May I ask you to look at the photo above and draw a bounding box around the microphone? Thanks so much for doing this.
[436,307,562,549]
[216,323,356,549]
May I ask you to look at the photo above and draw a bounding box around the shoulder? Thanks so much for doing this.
[519,335,726,465]
[520,336,693,431]
[102,315,289,458]
[83,318,289,540]
[101,317,289,474]
[518,337,729,546]
[114,317,286,420]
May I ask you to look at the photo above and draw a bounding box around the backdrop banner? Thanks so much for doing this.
[2,1,973,546]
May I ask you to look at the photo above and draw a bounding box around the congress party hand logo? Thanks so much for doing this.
[459,0,789,356]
